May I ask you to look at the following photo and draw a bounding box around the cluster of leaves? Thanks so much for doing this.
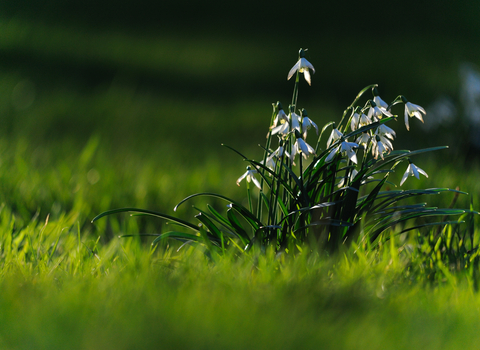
[93,49,478,256]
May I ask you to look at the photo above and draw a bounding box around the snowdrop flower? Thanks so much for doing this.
[402,96,426,131]
[367,101,393,121]
[359,113,372,126]
[372,87,389,110]
[271,120,290,136]
[327,125,343,148]
[400,160,428,186]
[374,95,389,110]
[350,107,368,131]
[259,158,277,172]
[372,86,388,110]
[267,144,290,163]
[237,166,261,189]
[292,137,316,160]
[326,139,358,164]
[376,124,396,140]
[271,102,288,129]
[300,109,318,138]
[356,132,371,148]
[287,49,315,86]
[374,124,396,151]
[350,111,360,131]
[289,109,302,134]
[371,135,392,160]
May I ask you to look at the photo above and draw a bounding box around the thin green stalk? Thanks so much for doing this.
[257,106,277,220]
[270,149,286,228]
[246,181,253,214]
[291,71,300,110]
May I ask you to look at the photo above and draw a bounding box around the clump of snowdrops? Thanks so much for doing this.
[93,49,477,255]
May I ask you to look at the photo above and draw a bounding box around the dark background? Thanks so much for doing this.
[1,0,479,155]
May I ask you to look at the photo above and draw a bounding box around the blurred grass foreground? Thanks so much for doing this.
[1,1,480,349]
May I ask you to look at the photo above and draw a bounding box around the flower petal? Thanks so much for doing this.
[303,69,312,85]
[236,172,247,186]
[287,60,301,80]
[251,174,262,189]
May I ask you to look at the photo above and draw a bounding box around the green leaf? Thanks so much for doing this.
[226,208,250,246]
[92,208,199,232]
[151,231,202,245]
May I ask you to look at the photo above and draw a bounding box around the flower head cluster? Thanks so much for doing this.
[238,53,430,193]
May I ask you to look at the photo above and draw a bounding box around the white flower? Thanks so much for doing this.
[301,109,318,138]
[400,162,428,186]
[340,141,358,164]
[371,135,392,160]
[271,120,290,136]
[359,113,372,127]
[326,140,358,164]
[237,166,261,189]
[259,158,277,172]
[350,112,360,131]
[404,101,426,131]
[289,111,302,133]
[374,124,396,152]
[287,50,315,86]
[267,145,290,163]
[272,108,288,128]
[374,95,389,110]
[327,127,343,148]
[356,132,371,148]
[292,138,316,160]
[367,102,393,121]
[376,124,396,140]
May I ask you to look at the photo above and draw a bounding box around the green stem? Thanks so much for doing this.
[247,182,253,214]
[291,71,300,111]
[257,106,276,220]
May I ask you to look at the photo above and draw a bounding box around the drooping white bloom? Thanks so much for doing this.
[326,140,358,164]
[237,166,261,189]
[287,50,315,85]
[271,120,290,136]
[301,110,318,138]
[367,104,393,121]
[400,162,428,186]
[376,124,396,140]
[404,101,426,131]
[374,124,396,152]
[327,127,343,148]
[259,157,277,172]
[350,112,360,131]
[272,108,288,129]
[267,145,290,163]
[292,138,316,160]
[359,113,372,127]
[356,132,371,148]
[371,135,392,160]
[340,140,358,164]
[289,111,302,133]
[374,95,389,110]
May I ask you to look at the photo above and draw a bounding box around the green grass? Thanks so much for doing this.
[1,209,480,350]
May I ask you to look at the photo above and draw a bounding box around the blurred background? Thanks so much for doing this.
[0,0,479,229]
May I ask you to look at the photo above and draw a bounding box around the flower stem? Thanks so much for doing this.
[291,71,300,111]
[246,181,253,214]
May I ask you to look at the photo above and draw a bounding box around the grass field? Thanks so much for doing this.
[1,7,480,349]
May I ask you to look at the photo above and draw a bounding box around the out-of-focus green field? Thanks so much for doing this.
[1,2,480,348]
